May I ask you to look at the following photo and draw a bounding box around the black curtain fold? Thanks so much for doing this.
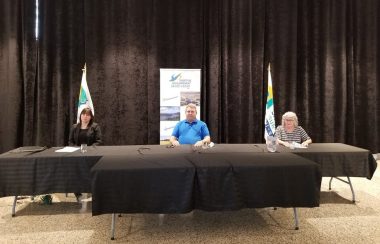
[206,0,266,143]
[32,0,85,147]
[0,0,36,153]
[266,0,379,151]
[351,0,380,151]
[85,0,204,145]
[85,0,151,145]
[1,0,379,153]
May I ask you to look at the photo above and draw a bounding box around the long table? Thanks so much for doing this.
[0,143,376,223]
[89,145,322,238]
[90,150,322,215]
[180,143,376,179]
[258,143,377,202]
[0,143,376,200]
[0,147,101,197]
[264,143,377,178]
[1,144,374,199]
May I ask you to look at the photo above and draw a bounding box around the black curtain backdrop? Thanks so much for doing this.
[0,0,36,153]
[0,0,379,153]
[33,0,85,147]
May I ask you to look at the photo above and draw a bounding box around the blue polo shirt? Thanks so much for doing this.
[172,119,210,144]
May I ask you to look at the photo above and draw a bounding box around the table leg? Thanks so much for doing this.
[12,196,18,217]
[111,213,116,240]
[158,214,165,226]
[329,176,356,203]
[293,208,299,230]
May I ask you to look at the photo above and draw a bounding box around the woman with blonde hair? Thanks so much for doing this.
[275,111,312,147]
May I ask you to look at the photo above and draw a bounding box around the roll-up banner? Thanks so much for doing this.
[160,69,201,143]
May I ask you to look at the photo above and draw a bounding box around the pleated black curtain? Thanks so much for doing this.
[31,0,85,147]
[0,0,379,153]
[266,0,379,151]
[84,0,205,145]
[203,0,266,143]
[0,0,36,153]
[350,0,380,151]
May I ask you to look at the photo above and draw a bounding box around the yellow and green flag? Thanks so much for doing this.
[264,64,275,139]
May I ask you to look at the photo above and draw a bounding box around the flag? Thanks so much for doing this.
[264,63,275,139]
[77,64,94,123]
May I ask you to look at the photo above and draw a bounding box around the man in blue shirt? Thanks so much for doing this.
[170,103,211,147]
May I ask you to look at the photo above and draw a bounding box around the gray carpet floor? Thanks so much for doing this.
[1,160,379,243]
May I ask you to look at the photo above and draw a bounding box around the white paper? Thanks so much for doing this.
[55,147,80,153]
[292,142,307,149]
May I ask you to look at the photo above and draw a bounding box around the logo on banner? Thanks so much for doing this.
[170,73,182,81]
[169,73,191,89]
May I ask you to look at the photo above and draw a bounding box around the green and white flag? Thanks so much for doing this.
[264,63,275,139]
[77,64,94,123]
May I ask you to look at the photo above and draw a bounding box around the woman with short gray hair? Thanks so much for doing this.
[275,111,312,147]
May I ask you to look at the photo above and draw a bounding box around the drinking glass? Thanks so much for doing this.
[80,144,87,153]
[266,136,277,152]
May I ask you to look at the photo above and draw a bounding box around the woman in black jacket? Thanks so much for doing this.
[68,107,102,201]
[69,107,102,146]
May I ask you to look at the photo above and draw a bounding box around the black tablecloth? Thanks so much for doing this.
[83,145,196,155]
[188,153,321,210]
[91,151,321,215]
[255,143,377,178]
[0,142,375,205]
[0,148,101,197]
[91,154,196,215]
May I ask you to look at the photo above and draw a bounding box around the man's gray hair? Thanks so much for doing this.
[185,103,197,112]
[281,111,298,127]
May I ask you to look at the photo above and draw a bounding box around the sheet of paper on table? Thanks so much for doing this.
[55,147,80,153]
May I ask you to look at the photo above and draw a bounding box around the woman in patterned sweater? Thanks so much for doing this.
[275,111,312,147]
